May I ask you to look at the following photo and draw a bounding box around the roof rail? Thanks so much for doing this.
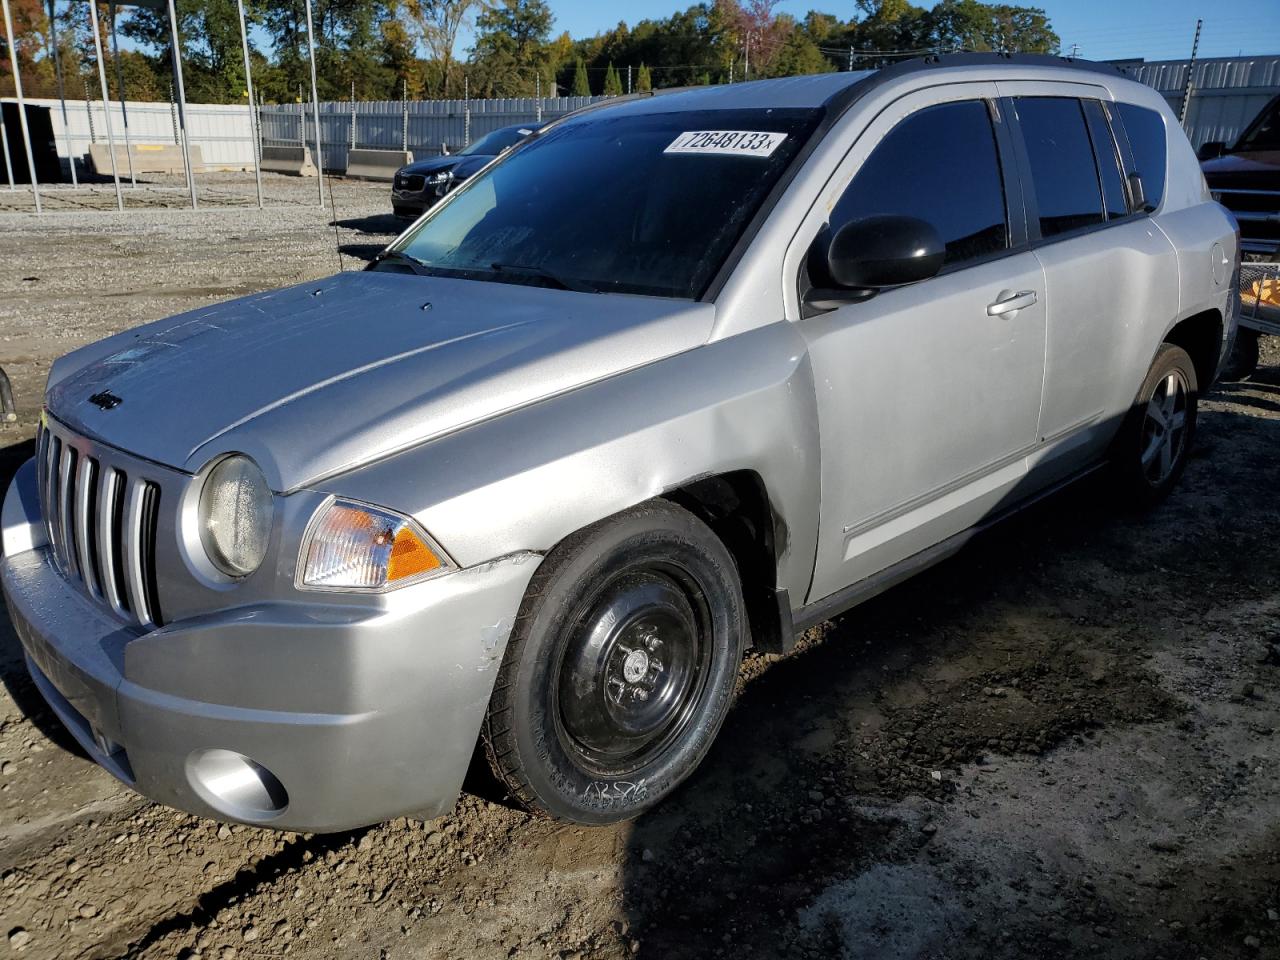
[877,51,1129,81]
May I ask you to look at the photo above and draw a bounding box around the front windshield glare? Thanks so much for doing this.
[387,108,821,299]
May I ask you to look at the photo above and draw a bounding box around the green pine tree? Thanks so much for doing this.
[603,61,623,96]
[636,62,652,92]
[571,58,591,96]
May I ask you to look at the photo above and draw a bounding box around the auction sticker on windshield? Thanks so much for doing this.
[664,130,788,158]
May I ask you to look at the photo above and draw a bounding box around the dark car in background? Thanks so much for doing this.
[391,123,538,219]
[1201,93,1280,378]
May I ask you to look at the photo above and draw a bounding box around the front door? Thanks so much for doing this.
[800,89,1047,602]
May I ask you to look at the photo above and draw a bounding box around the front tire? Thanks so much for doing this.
[482,500,746,824]
[1111,342,1198,506]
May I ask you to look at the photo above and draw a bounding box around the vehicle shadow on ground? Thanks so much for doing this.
[339,243,385,263]
[333,214,404,236]
[614,395,1280,960]
[0,436,90,760]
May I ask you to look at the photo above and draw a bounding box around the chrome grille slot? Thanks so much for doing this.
[36,419,166,628]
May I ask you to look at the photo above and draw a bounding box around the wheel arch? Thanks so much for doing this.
[1163,307,1224,390]
[662,470,794,655]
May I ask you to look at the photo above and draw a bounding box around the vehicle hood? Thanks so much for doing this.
[45,271,714,491]
[1202,150,1280,186]
[449,156,492,181]
[399,155,475,177]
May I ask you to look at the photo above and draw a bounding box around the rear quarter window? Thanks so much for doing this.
[1115,103,1167,211]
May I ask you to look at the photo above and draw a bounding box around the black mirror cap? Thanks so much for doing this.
[827,215,946,289]
[1197,140,1228,161]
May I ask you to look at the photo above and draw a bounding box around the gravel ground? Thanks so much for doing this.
[1,189,1279,960]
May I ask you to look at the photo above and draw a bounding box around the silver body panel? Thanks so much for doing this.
[3,62,1239,830]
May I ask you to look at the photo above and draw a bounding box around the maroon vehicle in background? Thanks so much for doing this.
[1201,93,1280,379]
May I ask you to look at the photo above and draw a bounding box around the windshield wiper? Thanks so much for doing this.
[490,262,599,294]
[371,249,434,276]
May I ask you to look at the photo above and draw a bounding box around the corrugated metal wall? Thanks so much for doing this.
[20,97,258,169]
[1117,55,1280,148]
[258,96,602,170]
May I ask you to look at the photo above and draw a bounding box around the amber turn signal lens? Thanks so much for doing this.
[387,523,442,581]
[300,499,450,590]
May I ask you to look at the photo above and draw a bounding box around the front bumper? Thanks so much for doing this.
[391,182,448,218]
[2,459,538,832]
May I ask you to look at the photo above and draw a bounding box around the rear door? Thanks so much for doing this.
[998,84,1179,482]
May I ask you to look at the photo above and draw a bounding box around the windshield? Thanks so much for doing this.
[382,107,822,299]
[1234,97,1280,153]
[458,126,531,156]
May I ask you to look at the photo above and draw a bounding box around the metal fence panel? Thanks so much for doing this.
[8,96,257,173]
[259,96,604,170]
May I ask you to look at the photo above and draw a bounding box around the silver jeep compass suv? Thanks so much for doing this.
[1,55,1238,830]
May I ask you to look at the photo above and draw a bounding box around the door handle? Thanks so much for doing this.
[987,289,1038,316]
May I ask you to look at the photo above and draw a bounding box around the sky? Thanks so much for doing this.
[474,0,1279,63]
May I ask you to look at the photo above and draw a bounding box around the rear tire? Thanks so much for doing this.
[482,500,746,824]
[1111,343,1198,507]
[1221,329,1260,382]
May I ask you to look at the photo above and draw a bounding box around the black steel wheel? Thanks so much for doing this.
[483,500,746,824]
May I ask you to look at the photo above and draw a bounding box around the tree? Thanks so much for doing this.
[767,26,829,77]
[636,61,652,91]
[404,0,478,96]
[603,60,622,95]
[469,0,554,96]
[571,56,590,95]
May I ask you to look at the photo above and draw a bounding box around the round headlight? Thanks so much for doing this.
[199,455,273,577]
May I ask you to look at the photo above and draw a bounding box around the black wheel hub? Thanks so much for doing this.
[556,568,709,776]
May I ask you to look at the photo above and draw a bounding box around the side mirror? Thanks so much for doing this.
[805,215,945,313]
[1197,140,1227,161]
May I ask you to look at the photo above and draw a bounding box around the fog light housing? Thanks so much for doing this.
[187,748,289,821]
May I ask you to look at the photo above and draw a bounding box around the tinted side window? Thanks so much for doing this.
[832,100,1008,267]
[1083,101,1130,219]
[1015,97,1104,237]
[1115,103,1167,210]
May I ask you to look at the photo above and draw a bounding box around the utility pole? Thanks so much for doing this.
[1179,19,1202,129]
[744,32,750,80]
[1068,42,1080,58]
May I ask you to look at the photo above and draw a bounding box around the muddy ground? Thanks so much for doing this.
[1,181,1279,960]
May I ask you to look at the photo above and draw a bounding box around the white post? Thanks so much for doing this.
[1,0,41,212]
[535,72,541,122]
[401,78,407,152]
[302,0,323,206]
[108,2,135,187]
[234,0,262,208]
[46,0,78,187]
[464,75,470,146]
[165,0,197,208]
[0,117,13,191]
[86,0,122,211]
[349,79,355,152]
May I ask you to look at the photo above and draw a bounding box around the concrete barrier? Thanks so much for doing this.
[88,143,204,176]
[345,148,414,181]
[260,145,318,177]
